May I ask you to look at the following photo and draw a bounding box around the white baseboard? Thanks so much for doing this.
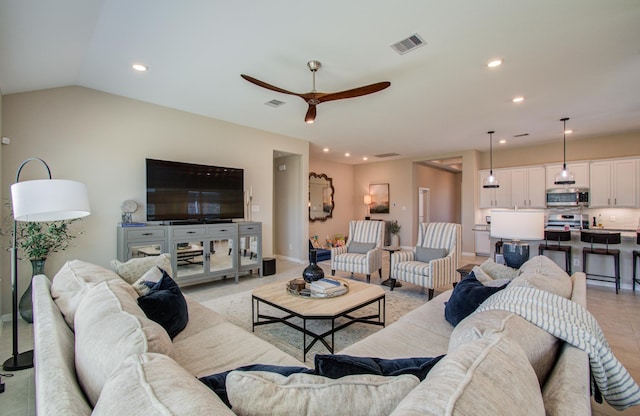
[274,254,305,264]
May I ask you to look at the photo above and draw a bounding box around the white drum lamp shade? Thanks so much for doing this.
[4,157,91,372]
[491,209,544,268]
[11,179,91,222]
[490,209,545,241]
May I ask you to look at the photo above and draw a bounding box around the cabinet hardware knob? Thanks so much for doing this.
[142,233,152,236]
[187,231,195,234]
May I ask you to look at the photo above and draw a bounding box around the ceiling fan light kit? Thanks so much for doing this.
[554,117,576,186]
[241,60,391,123]
[483,130,499,189]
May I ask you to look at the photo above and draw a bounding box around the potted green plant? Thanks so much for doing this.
[389,220,401,246]
[10,217,82,322]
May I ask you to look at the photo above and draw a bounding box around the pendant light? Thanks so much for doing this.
[554,117,575,185]
[483,130,499,188]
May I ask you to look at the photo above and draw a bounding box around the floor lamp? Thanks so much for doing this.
[490,209,544,269]
[3,157,90,371]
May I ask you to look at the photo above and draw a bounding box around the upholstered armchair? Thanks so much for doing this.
[390,222,461,299]
[331,220,385,283]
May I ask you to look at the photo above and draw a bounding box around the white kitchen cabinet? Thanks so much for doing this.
[510,166,546,208]
[479,169,511,208]
[589,159,637,207]
[545,162,590,190]
[474,228,491,256]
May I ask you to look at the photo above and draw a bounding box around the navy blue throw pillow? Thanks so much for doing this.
[314,354,445,381]
[444,272,508,327]
[137,268,189,339]
[199,365,314,408]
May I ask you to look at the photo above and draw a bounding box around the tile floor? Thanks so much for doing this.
[0,255,639,415]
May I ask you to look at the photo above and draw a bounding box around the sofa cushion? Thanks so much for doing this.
[50,260,121,329]
[226,371,420,416]
[93,353,235,416]
[314,354,444,380]
[110,253,173,284]
[390,335,545,415]
[449,309,561,385]
[510,255,572,299]
[414,247,447,263]
[347,241,376,254]
[74,279,174,406]
[444,274,508,326]
[137,270,189,339]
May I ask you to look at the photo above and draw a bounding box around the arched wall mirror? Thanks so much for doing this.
[309,172,334,222]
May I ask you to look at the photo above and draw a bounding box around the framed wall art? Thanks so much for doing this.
[369,183,389,214]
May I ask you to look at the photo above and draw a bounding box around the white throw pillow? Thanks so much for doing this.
[131,266,165,296]
[480,258,520,280]
[226,371,419,416]
[511,255,572,299]
[110,253,172,284]
[74,280,174,406]
[472,265,493,283]
[50,260,121,329]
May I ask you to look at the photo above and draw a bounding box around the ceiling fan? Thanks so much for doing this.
[241,60,391,123]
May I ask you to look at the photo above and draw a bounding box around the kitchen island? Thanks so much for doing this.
[491,229,639,291]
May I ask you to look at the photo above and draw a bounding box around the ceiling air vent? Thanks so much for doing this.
[390,33,426,55]
[265,99,286,108]
[513,133,529,138]
[374,152,400,158]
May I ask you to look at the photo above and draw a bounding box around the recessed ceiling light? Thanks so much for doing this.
[132,64,148,72]
[512,96,524,103]
[498,139,507,144]
[564,129,573,134]
[345,153,351,157]
[362,156,368,161]
[323,148,329,152]
[487,59,502,68]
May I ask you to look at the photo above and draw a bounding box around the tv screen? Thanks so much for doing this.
[146,158,244,222]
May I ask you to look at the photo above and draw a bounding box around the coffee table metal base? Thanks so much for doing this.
[252,295,385,361]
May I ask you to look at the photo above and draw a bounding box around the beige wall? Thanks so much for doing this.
[308,158,355,241]
[1,86,309,315]
[414,164,461,225]
[274,154,305,261]
[352,151,478,255]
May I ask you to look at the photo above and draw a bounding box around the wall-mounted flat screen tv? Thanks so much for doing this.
[146,158,244,222]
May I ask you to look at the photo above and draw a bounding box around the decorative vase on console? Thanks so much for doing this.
[19,259,46,323]
[303,249,325,283]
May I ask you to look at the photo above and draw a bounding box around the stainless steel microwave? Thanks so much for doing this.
[546,188,589,207]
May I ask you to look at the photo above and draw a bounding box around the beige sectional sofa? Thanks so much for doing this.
[33,255,591,415]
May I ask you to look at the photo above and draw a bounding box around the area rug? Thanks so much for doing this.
[200,284,430,363]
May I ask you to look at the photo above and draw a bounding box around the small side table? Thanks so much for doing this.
[381,246,402,290]
[456,264,476,280]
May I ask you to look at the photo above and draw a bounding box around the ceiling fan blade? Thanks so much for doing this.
[305,104,317,123]
[318,81,391,103]
[240,74,303,97]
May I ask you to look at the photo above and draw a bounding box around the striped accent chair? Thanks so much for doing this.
[331,220,385,283]
[390,222,461,299]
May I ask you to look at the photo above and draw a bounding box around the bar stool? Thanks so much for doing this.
[633,232,640,292]
[538,230,572,274]
[581,231,621,294]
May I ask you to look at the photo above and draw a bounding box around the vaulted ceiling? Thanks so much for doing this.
[1,0,639,164]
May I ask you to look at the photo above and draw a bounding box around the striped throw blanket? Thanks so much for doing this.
[475,285,640,411]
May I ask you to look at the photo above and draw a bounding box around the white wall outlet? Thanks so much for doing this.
[573,258,580,266]
[610,216,616,222]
